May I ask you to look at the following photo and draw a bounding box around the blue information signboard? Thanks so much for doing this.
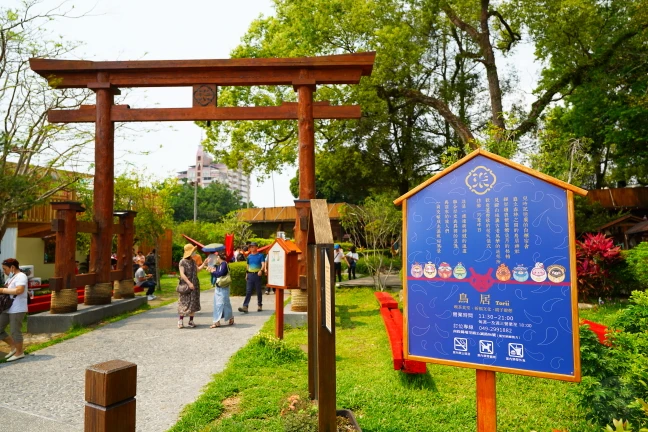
[395,149,586,381]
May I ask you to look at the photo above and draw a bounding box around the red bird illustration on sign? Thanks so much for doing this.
[467,267,496,292]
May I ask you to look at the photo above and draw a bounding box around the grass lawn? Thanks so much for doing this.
[578,300,627,326]
[170,287,597,431]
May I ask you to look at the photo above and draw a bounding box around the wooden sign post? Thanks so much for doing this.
[85,359,137,432]
[266,238,302,339]
[394,149,587,431]
[306,199,337,431]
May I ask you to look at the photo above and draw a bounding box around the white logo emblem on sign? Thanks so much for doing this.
[479,340,494,355]
[508,343,524,358]
[454,338,468,352]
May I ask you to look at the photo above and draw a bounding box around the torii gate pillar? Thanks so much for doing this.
[86,78,118,305]
[294,81,316,293]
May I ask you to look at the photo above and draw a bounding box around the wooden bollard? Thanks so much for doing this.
[85,359,137,432]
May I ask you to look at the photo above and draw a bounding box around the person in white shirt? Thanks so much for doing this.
[345,246,359,280]
[333,244,344,283]
[1,258,28,362]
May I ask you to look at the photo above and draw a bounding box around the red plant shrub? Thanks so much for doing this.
[576,233,622,300]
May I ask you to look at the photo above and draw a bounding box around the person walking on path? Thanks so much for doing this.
[334,244,344,283]
[177,244,202,328]
[135,263,157,301]
[1,258,28,362]
[210,251,234,328]
[345,246,359,280]
[238,242,266,313]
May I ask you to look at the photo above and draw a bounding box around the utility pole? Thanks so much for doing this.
[193,179,198,223]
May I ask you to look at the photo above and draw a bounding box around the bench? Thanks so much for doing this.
[375,291,427,374]
[28,282,143,314]
[28,287,86,314]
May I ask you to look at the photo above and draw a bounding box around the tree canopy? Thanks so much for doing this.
[531,2,648,189]
[0,1,91,243]
[199,0,648,197]
[169,181,247,223]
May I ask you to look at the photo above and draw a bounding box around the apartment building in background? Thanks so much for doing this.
[177,145,251,204]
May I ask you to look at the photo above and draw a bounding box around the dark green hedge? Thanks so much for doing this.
[228,261,268,296]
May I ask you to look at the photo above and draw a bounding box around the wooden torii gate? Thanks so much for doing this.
[30,53,375,313]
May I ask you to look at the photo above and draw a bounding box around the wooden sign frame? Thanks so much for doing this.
[306,199,337,431]
[394,148,588,431]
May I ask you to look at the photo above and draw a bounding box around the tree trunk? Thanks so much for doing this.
[0,214,9,247]
[479,0,506,133]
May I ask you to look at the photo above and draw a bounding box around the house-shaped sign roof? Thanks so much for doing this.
[395,148,587,206]
[393,148,587,382]
[269,237,302,254]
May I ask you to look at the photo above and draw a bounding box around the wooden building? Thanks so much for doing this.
[238,203,347,241]
[596,215,646,249]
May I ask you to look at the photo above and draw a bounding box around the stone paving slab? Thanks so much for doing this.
[0,290,275,432]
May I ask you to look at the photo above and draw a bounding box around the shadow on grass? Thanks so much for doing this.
[398,369,438,392]
[336,304,378,329]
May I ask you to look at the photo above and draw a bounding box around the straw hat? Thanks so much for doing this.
[182,244,197,259]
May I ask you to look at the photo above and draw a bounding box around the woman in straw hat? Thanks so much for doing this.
[177,244,202,328]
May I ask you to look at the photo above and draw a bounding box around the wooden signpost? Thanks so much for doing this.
[394,148,587,431]
[266,238,302,339]
[306,199,337,431]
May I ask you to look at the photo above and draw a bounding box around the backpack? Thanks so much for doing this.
[236,253,246,262]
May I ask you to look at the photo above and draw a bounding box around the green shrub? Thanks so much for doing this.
[354,255,402,275]
[247,237,275,247]
[171,243,183,268]
[625,242,648,290]
[338,241,353,250]
[573,291,648,428]
[229,261,248,296]
[612,290,648,334]
[253,333,306,364]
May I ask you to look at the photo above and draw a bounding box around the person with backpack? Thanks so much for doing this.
[345,246,359,280]
[0,258,28,362]
[210,251,234,328]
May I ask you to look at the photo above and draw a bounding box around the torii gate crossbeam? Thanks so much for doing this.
[30,52,375,309]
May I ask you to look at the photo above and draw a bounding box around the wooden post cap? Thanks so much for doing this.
[85,359,137,406]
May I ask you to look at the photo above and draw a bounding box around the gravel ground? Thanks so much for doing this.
[0,290,275,432]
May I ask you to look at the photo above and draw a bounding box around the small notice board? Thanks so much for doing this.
[266,238,301,289]
[394,149,587,382]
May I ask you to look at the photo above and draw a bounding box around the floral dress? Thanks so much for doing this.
[177,258,201,315]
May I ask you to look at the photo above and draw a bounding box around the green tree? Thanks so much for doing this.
[0,1,92,243]
[288,144,385,204]
[339,194,401,289]
[113,173,177,246]
[200,0,648,196]
[74,172,177,260]
[169,181,245,223]
[200,0,487,195]
[532,18,648,189]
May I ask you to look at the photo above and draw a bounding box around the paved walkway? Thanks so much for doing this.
[0,290,275,432]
